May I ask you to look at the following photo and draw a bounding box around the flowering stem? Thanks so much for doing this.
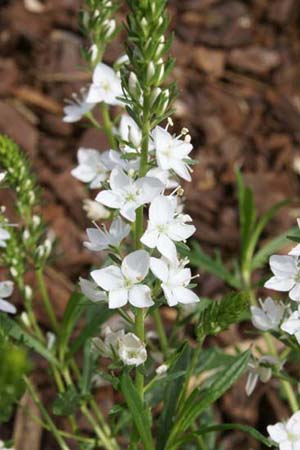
[36,268,59,333]
[100,103,117,149]
[153,308,168,358]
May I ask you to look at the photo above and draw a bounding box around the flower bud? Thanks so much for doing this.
[32,214,41,228]
[150,87,161,107]
[47,332,56,350]
[103,19,116,38]
[10,267,18,278]
[156,364,168,376]
[128,72,139,97]
[24,285,33,301]
[21,312,31,328]
[0,171,7,182]
[83,199,110,221]
[23,229,30,241]
[43,239,52,258]
[147,61,155,82]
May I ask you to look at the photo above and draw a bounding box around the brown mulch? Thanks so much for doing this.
[1,0,300,449]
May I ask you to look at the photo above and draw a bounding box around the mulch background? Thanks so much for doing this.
[0,0,300,448]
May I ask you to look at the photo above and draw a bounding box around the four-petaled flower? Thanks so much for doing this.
[264,255,300,302]
[71,148,112,189]
[267,411,300,450]
[250,297,284,331]
[84,217,130,251]
[150,255,199,306]
[63,90,95,123]
[86,63,122,105]
[96,167,163,222]
[141,195,195,262]
[91,249,154,308]
[0,281,16,314]
[152,125,193,181]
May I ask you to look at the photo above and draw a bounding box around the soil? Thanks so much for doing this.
[0,0,300,449]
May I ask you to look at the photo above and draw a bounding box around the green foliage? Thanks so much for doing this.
[53,386,82,416]
[0,339,28,423]
[197,292,249,339]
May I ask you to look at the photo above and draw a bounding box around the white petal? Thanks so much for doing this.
[0,281,14,298]
[289,283,300,302]
[175,286,199,304]
[281,312,300,335]
[121,250,149,283]
[287,411,300,434]
[157,234,177,263]
[91,266,123,291]
[162,284,178,306]
[288,244,300,256]
[79,278,107,302]
[251,306,272,331]
[108,288,128,309]
[150,257,169,283]
[129,285,154,308]
[0,228,10,240]
[153,126,172,152]
[140,228,159,248]
[245,372,258,396]
[0,299,16,314]
[137,177,164,204]
[84,228,109,251]
[269,255,297,277]
[170,160,191,181]
[93,63,117,83]
[86,84,104,103]
[120,203,137,222]
[71,165,95,183]
[109,217,130,245]
[168,221,196,241]
[148,196,175,226]
[267,423,288,443]
[96,190,122,209]
[110,167,131,191]
[264,276,295,292]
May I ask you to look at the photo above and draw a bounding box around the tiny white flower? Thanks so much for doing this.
[79,278,107,303]
[267,411,300,450]
[86,63,122,105]
[84,217,130,251]
[63,90,95,123]
[72,148,112,189]
[156,363,168,376]
[119,114,142,152]
[0,171,7,182]
[91,249,154,309]
[0,227,10,248]
[118,332,147,366]
[289,219,300,256]
[250,297,284,331]
[96,167,163,222]
[152,125,193,181]
[265,255,300,302]
[281,306,300,344]
[150,255,199,307]
[245,355,277,396]
[0,281,16,314]
[141,195,195,262]
[83,199,110,221]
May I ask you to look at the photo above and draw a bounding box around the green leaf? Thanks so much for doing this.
[58,292,87,354]
[53,386,81,416]
[177,423,271,448]
[197,292,248,339]
[120,372,154,450]
[0,315,59,366]
[251,227,297,270]
[81,338,98,396]
[156,344,191,450]
[167,350,250,448]
[70,302,113,355]
[188,242,241,289]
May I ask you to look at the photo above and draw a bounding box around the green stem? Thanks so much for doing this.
[24,377,70,450]
[36,268,59,333]
[100,103,117,149]
[153,308,168,358]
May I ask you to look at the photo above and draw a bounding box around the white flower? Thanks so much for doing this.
[0,281,16,314]
[119,115,141,152]
[0,227,10,248]
[250,297,284,331]
[150,255,199,306]
[79,278,107,303]
[146,167,178,189]
[63,90,95,123]
[86,63,122,105]
[83,199,110,221]
[91,249,154,308]
[289,219,300,256]
[71,148,112,188]
[141,195,195,262]
[156,363,168,376]
[152,125,193,181]
[118,332,147,366]
[265,255,300,302]
[84,217,130,251]
[96,167,163,222]
[108,149,140,173]
[281,306,300,344]
[267,411,300,450]
[92,326,125,357]
[0,171,6,182]
[245,355,277,396]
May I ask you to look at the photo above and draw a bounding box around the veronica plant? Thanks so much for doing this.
[0,1,277,450]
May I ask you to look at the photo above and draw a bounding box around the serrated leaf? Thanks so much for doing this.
[120,372,154,450]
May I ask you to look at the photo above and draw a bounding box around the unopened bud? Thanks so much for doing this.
[21,312,31,328]
[147,62,155,82]
[103,19,116,38]
[43,239,52,258]
[128,72,139,96]
[155,36,165,58]
[185,134,192,143]
[47,332,56,350]
[32,215,41,228]
[150,87,161,107]
[24,285,33,301]
[23,229,30,241]
[0,171,7,182]
[10,267,18,278]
